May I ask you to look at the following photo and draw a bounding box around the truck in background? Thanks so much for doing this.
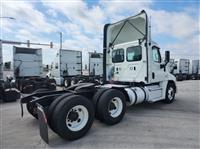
[189,60,200,80]
[0,41,21,102]
[48,49,103,87]
[49,49,82,86]
[89,52,103,77]
[13,46,56,93]
[173,59,190,81]
[168,59,176,74]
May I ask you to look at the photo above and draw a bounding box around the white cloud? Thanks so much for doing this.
[1,0,199,65]
[42,0,105,35]
[47,9,58,18]
[100,0,152,22]
[2,1,57,33]
[63,33,102,65]
[148,9,199,39]
[164,34,200,59]
[0,19,14,33]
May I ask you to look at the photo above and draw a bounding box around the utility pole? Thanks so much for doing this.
[59,32,62,50]
[58,32,63,78]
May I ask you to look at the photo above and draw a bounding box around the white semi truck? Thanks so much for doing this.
[13,46,56,93]
[48,49,103,86]
[21,10,176,143]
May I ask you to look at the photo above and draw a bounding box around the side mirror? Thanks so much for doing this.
[160,64,165,69]
[165,51,170,63]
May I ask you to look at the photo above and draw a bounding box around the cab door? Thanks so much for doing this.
[150,46,166,83]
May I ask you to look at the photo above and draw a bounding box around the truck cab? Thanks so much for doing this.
[107,41,174,84]
[102,10,176,104]
[104,10,175,85]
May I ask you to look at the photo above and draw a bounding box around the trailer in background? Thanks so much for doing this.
[49,49,103,87]
[13,46,56,93]
[173,59,190,81]
[49,49,82,86]
[78,52,103,85]
[89,52,103,77]
[189,60,200,80]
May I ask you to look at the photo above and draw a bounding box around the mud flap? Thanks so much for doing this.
[36,103,49,144]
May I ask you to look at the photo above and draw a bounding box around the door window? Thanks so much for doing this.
[126,46,142,62]
[152,46,161,63]
[112,48,124,63]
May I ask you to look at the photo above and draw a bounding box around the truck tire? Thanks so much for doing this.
[64,78,71,87]
[97,89,126,125]
[164,83,175,104]
[3,89,20,102]
[92,88,108,119]
[48,93,73,132]
[21,80,35,93]
[52,95,94,140]
[48,79,56,90]
[26,102,38,119]
[49,78,56,84]
[71,78,78,86]
[47,83,56,90]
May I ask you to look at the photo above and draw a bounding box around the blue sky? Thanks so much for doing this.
[1,0,199,65]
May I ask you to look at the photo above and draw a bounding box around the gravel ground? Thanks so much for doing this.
[0,80,199,149]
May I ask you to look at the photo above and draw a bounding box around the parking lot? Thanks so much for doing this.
[0,80,199,149]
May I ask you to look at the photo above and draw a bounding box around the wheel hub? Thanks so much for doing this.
[68,111,79,121]
[109,102,116,110]
[108,97,123,118]
[168,87,174,100]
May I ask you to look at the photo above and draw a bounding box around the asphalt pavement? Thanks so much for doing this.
[0,80,199,149]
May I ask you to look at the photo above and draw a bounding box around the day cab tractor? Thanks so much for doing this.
[20,10,176,143]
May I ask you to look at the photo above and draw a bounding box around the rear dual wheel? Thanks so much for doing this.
[64,78,71,87]
[64,78,79,87]
[50,95,94,140]
[47,93,73,132]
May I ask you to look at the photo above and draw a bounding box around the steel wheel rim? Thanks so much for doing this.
[64,80,68,87]
[71,80,76,85]
[168,87,174,100]
[108,97,123,118]
[66,105,89,131]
